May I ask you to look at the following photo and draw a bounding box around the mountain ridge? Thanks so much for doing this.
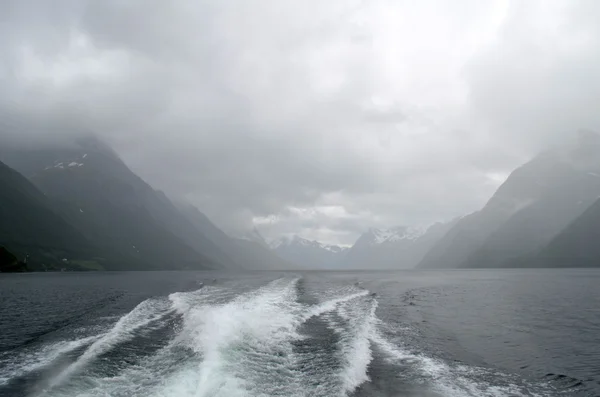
[0,159,105,270]
[271,235,348,269]
[419,130,600,269]
[178,205,294,270]
[343,222,455,269]
[1,137,234,270]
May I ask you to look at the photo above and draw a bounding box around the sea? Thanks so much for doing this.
[0,269,599,397]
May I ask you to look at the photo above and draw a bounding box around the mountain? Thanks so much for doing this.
[419,130,600,268]
[0,246,26,272]
[0,137,235,270]
[236,227,270,249]
[268,222,456,270]
[533,198,600,267]
[0,160,100,270]
[231,238,297,270]
[179,205,293,269]
[343,223,455,269]
[271,235,348,269]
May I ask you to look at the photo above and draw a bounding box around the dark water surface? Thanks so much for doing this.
[0,269,598,396]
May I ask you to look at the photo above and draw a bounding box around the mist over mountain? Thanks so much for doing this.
[329,222,453,269]
[536,198,600,267]
[1,0,600,264]
[235,227,270,249]
[3,3,600,396]
[3,130,600,272]
[179,206,292,270]
[419,131,600,269]
[1,137,234,270]
[270,235,348,269]
[0,159,97,271]
[268,221,457,270]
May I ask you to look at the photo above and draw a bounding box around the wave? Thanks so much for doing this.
[0,336,99,387]
[369,322,553,397]
[41,297,175,392]
[317,287,378,395]
[146,278,380,397]
[6,277,555,397]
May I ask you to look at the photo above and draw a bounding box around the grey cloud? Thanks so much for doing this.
[0,0,598,245]
[465,0,600,151]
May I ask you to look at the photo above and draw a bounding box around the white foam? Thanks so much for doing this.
[370,326,547,397]
[425,362,548,397]
[318,290,378,395]
[45,298,173,390]
[0,335,99,386]
[17,282,378,396]
[159,279,376,397]
[369,324,414,363]
[170,285,238,315]
[153,279,303,396]
[338,299,378,393]
[328,291,547,397]
[304,290,369,319]
[32,288,224,397]
[17,280,550,397]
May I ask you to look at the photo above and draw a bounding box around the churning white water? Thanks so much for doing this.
[3,277,553,397]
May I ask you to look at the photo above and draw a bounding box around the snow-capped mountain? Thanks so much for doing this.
[342,223,455,269]
[358,227,425,246]
[270,235,348,269]
[269,224,454,270]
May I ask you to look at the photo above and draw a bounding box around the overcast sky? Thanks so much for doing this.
[1,0,600,245]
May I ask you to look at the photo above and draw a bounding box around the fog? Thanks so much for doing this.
[1,0,599,245]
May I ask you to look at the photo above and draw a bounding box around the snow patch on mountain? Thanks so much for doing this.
[268,235,348,268]
[44,154,88,171]
[365,226,425,246]
[270,235,347,253]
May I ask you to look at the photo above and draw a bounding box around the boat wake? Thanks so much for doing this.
[0,277,555,397]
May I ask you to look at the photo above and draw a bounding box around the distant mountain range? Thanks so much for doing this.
[178,207,290,270]
[271,222,456,270]
[268,131,600,270]
[2,131,600,271]
[343,225,441,269]
[0,136,288,271]
[235,227,271,249]
[270,235,348,269]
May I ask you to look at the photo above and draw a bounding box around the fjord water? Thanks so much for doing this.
[0,270,598,397]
